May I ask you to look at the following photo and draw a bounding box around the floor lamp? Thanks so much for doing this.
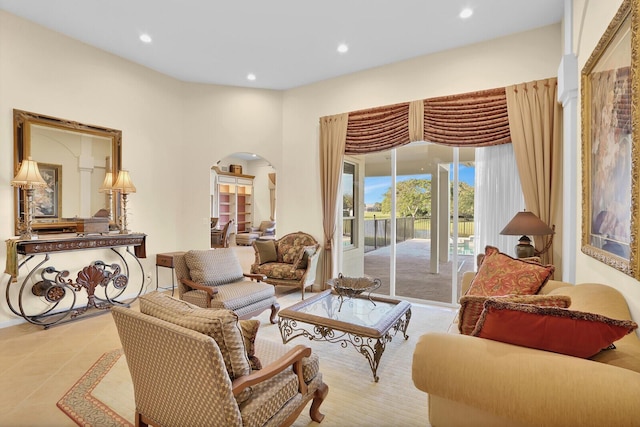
[11,157,47,240]
[112,170,136,234]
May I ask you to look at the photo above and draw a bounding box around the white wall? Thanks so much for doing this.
[573,0,640,320]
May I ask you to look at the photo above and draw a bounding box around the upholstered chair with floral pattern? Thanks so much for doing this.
[250,231,320,300]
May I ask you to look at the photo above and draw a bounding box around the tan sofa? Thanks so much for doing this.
[412,272,640,427]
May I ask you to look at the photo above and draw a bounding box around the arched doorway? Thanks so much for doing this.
[211,152,276,247]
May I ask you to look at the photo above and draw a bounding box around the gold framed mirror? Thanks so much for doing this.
[13,109,122,235]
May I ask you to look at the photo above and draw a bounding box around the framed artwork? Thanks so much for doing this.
[33,163,62,219]
[581,0,640,278]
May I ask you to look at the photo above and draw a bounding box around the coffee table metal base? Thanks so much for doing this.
[278,292,411,382]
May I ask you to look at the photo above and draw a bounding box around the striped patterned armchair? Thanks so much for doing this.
[112,293,328,427]
[175,248,279,323]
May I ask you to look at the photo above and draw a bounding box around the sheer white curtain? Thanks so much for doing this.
[474,143,525,265]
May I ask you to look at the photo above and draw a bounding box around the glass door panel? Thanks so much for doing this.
[363,153,392,297]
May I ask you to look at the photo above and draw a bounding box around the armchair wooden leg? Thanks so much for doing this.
[309,382,329,423]
[270,302,280,324]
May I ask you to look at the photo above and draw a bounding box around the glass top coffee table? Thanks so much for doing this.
[278,289,411,382]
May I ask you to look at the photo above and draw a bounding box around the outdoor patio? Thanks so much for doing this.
[364,238,475,304]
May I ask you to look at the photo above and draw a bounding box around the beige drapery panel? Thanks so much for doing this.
[506,78,562,267]
[268,173,276,221]
[319,113,348,285]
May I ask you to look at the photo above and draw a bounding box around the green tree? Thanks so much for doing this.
[457,182,475,218]
[381,178,431,217]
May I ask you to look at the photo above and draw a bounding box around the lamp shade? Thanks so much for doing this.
[500,211,554,236]
[99,172,113,192]
[11,157,47,189]
[113,170,136,194]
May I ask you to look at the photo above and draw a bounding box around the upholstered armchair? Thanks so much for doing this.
[250,231,320,299]
[174,248,279,323]
[112,292,328,427]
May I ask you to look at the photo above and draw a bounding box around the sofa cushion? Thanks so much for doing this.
[458,294,571,335]
[184,249,244,285]
[254,239,278,265]
[253,262,306,281]
[471,299,638,358]
[466,245,554,297]
[139,292,252,380]
[239,319,262,370]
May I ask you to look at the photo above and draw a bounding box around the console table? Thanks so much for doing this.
[5,233,146,329]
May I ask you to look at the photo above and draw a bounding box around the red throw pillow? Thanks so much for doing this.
[457,294,571,335]
[466,246,555,297]
[471,299,638,358]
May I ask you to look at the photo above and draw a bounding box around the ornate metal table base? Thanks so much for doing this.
[279,309,411,382]
[5,234,146,329]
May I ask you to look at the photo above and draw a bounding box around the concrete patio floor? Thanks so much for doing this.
[364,238,475,304]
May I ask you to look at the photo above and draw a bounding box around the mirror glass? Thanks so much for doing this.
[13,109,122,234]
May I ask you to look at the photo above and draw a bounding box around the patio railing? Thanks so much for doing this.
[364,216,474,253]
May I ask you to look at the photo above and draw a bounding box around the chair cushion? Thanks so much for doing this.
[184,248,244,285]
[458,294,571,335]
[471,299,638,358]
[254,239,278,264]
[252,263,305,281]
[139,292,251,380]
[466,245,555,297]
[239,369,300,426]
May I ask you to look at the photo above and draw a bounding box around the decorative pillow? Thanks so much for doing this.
[254,239,278,265]
[293,245,316,270]
[239,319,262,370]
[458,294,572,335]
[184,249,244,285]
[471,299,638,358]
[466,245,555,297]
[139,292,251,379]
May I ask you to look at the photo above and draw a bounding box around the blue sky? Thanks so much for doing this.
[364,165,475,204]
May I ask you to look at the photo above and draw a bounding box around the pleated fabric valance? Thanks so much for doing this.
[343,86,509,155]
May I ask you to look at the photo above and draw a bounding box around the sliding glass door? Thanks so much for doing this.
[353,142,475,305]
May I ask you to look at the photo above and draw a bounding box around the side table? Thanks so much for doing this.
[156,252,185,296]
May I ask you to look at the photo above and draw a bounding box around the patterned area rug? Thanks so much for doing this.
[57,293,455,426]
[57,348,133,427]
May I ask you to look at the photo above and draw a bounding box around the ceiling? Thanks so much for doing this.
[0,0,564,90]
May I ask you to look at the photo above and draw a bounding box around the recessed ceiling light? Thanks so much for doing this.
[139,33,152,43]
[459,8,473,19]
[247,73,256,81]
[337,43,349,54]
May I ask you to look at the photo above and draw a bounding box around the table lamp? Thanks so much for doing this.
[112,170,136,234]
[11,157,48,240]
[500,210,554,258]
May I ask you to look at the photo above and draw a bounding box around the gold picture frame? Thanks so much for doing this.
[581,0,640,277]
[33,163,62,219]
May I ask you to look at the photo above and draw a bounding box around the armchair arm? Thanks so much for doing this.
[180,278,219,297]
[232,345,312,396]
[244,272,267,282]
